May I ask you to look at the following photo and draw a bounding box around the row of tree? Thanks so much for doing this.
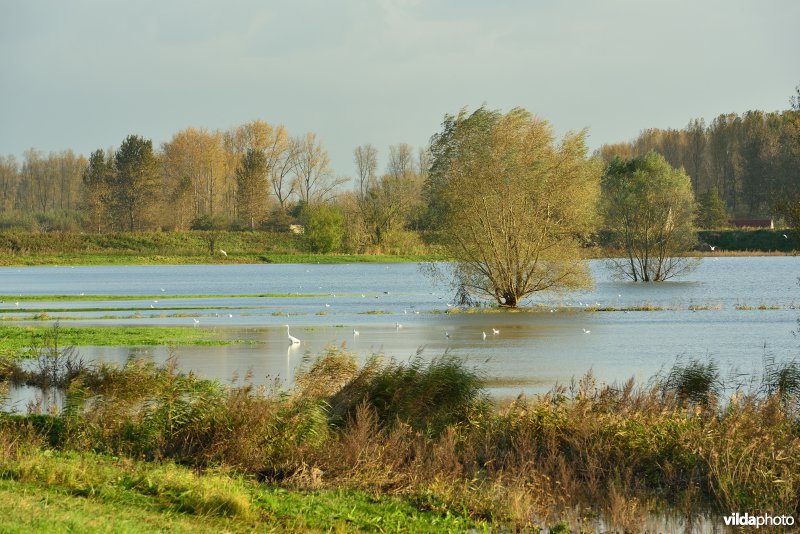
[598,101,800,224]
[81,122,350,232]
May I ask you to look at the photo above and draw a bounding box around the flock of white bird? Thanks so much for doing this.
[281,321,598,345]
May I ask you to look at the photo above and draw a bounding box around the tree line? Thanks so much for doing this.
[598,95,800,226]
[0,87,797,253]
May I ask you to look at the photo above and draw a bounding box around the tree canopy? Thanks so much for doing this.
[602,152,698,281]
[425,106,601,307]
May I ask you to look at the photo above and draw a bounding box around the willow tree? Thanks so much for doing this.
[602,152,698,281]
[425,107,601,307]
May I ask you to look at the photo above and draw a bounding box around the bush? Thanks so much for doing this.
[328,352,487,435]
[659,358,722,405]
[301,203,344,253]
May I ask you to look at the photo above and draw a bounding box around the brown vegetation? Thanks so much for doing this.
[2,346,799,530]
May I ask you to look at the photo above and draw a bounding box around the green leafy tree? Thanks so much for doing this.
[697,187,729,229]
[602,152,699,281]
[109,135,160,231]
[302,203,344,253]
[425,106,602,307]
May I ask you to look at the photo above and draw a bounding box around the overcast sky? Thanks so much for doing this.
[1,0,797,178]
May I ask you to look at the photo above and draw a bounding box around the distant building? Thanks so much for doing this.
[728,218,774,229]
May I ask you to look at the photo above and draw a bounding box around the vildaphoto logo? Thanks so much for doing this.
[723,512,795,528]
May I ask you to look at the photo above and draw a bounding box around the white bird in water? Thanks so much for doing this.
[193,318,200,326]
[353,329,359,336]
[161,288,165,292]
[445,331,450,339]
[325,303,331,307]
[492,328,500,335]
[395,322,403,329]
[285,324,301,345]
[583,328,591,334]
[482,331,487,340]
[228,314,233,318]
[783,234,788,239]
[219,249,227,257]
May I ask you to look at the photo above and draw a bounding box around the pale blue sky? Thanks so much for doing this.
[1,0,797,177]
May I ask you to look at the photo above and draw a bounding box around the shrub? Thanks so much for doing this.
[660,358,722,405]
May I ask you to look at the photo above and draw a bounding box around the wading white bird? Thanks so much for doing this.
[583,328,591,334]
[285,324,301,345]
[193,318,200,326]
[482,331,487,340]
[353,329,359,336]
[395,322,403,329]
[219,249,227,257]
[492,328,500,335]
[445,331,450,339]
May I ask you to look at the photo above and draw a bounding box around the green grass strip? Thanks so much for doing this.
[0,325,254,351]
[0,293,337,302]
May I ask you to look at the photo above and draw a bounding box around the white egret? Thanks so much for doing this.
[482,331,487,340]
[445,331,450,339]
[395,322,403,329]
[492,328,500,335]
[783,234,788,239]
[353,329,359,336]
[583,328,591,334]
[228,314,233,318]
[219,249,227,257]
[285,325,301,345]
[193,318,200,326]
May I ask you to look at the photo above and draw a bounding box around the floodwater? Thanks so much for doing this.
[1,257,798,407]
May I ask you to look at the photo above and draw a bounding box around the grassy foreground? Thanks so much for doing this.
[2,347,800,531]
[0,449,483,533]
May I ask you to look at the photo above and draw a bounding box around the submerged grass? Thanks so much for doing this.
[0,293,334,302]
[0,324,246,351]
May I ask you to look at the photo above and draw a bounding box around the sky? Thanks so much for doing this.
[1,0,798,178]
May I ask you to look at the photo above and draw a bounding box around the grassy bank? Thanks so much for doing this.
[2,348,799,531]
[0,230,445,266]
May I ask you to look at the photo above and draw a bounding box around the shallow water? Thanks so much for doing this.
[1,257,798,401]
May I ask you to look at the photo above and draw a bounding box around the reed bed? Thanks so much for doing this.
[2,343,799,531]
